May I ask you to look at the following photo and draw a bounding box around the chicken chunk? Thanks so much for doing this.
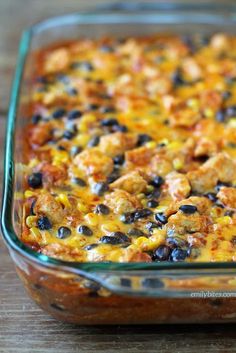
[210,33,230,52]
[34,193,64,224]
[74,149,113,177]
[169,107,201,127]
[166,196,212,217]
[217,187,236,209]
[182,57,202,81]
[110,171,148,194]
[150,153,173,177]
[202,153,236,183]
[98,132,137,157]
[38,163,67,186]
[44,48,70,73]
[125,146,154,168]
[41,243,84,261]
[29,123,52,146]
[104,189,141,214]
[200,90,223,111]
[187,167,218,193]
[194,137,217,157]
[166,172,191,201]
[166,211,204,235]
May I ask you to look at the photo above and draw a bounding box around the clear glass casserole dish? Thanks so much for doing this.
[2,2,236,324]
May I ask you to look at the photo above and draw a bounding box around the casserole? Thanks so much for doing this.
[3,2,236,324]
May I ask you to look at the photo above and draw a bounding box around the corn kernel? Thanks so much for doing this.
[216,216,232,225]
[101,222,119,234]
[137,193,145,200]
[173,158,183,171]
[204,108,214,118]
[155,205,168,213]
[187,98,199,110]
[26,216,37,228]
[167,141,182,151]
[56,194,71,208]
[84,213,99,226]
[158,138,169,146]
[228,118,236,128]
[134,236,149,248]
[77,201,88,213]
[24,190,36,198]
[146,185,154,192]
[30,227,41,239]
[145,141,156,149]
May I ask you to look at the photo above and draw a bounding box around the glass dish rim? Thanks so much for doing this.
[2,5,236,276]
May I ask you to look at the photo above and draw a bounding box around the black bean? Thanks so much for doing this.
[146,189,161,200]
[134,208,153,220]
[68,109,82,120]
[107,170,120,183]
[57,226,71,239]
[37,216,52,230]
[57,73,70,84]
[94,204,110,215]
[215,181,231,192]
[100,106,116,113]
[70,146,82,157]
[172,68,186,86]
[91,182,109,196]
[181,35,196,53]
[32,114,42,124]
[154,213,167,224]
[87,136,100,147]
[204,192,218,202]
[170,248,188,262]
[225,210,234,217]
[150,176,164,188]
[179,204,198,214]
[145,221,160,232]
[142,278,164,289]
[216,109,226,123]
[28,172,43,188]
[77,225,93,236]
[71,177,86,187]
[113,124,128,132]
[100,118,119,126]
[120,278,131,287]
[57,145,66,151]
[30,199,36,216]
[226,105,236,117]
[166,236,187,248]
[113,154,125,165]
[87,103,99,111]
[67,87,78,96]
[63,130,76,140]
[147,199,159,208]
[100,232,130,245]
[222,91,232,100]
[120,212,135,224]
[127,228,145,236]
[152,245,171,261]
[52,108,66,119]
[100,44,114,53]
[84,244,99,250]
[137,133,152,146]
[80,61,94,71]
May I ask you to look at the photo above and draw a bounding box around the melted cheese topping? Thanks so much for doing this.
[21,33,236,262]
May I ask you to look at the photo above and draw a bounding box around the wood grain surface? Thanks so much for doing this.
[1,1,236,352]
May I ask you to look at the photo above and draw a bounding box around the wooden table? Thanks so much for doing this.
[1,1,236,352]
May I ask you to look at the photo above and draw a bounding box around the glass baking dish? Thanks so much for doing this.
[3,1,236,324]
